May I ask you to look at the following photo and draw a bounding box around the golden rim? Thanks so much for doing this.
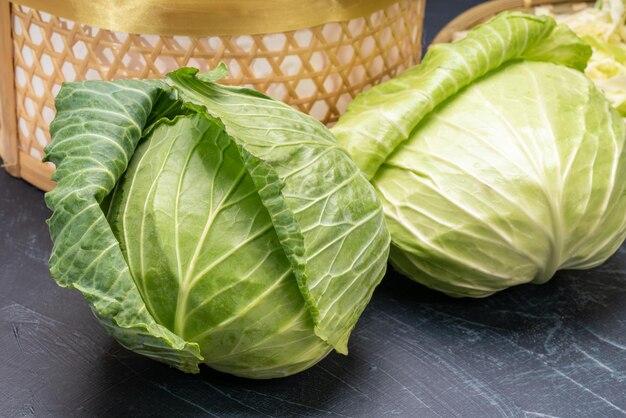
[10,0,405,36]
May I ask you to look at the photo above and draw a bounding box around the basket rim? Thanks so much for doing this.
[10,0,412,36]
[432,0,593,44]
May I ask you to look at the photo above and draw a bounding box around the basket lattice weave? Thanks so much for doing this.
[0,0,425,191]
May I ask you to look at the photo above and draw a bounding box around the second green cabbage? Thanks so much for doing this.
[333,12,626,297]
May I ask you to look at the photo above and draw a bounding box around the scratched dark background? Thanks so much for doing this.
[2,1,626,417]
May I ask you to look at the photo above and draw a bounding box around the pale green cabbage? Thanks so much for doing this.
[45,66,389,378]
[333,12,626,297]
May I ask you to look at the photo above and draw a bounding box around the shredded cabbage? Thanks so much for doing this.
[536,0,626,116]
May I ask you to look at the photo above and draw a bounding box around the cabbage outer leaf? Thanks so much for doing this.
[167,68,390,353]
[332,12,592,180]
[45,80,203,372]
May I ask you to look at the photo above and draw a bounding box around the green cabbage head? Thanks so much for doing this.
[45,66,389,378]
[332,12,626,297]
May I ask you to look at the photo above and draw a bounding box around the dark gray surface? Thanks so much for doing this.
[1,1,625,416]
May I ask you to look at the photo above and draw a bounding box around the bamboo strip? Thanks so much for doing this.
[0,0,20,177]
[19,150,54,190]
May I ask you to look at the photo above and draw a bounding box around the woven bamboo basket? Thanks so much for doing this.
[0,0,426,191]
[433,0,592,44]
